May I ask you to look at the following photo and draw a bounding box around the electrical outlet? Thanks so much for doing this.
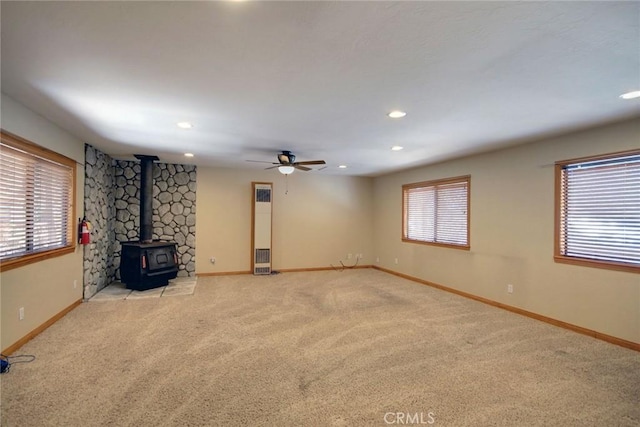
[210,257,216,264]
[394,258,399,264]
[376,257,380,263]
[73,279,77,289]
[348,253,352,259]
[19,307,24,321]
[507,284,514,294]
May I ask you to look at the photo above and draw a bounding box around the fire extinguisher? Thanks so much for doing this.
[78,217,91,245]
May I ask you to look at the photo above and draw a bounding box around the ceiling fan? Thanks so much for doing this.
[247,151,326,174]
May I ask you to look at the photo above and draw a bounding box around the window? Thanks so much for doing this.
[402,175,470,249]
[555,150,639,273]
[0,130,76,271]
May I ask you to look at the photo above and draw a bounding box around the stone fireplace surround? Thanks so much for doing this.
[83,144,196,299]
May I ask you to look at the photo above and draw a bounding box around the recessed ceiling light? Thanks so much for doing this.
[177,121,193,129]
[620,90,640,100]
[388,110,407,119]
[184,153,194,157]
[391,146,404,151]
[338,165,347,169]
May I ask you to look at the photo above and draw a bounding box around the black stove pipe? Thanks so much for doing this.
[134,154,159,244]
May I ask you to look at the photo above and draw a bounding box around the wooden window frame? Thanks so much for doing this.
[0,130,77,272]
[554,149,639,274]
[402,175,470,250]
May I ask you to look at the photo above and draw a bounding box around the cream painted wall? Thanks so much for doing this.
[196,167,373,274]
[1,93,85,351]
[373,118,640,344]
[1,90,637,349]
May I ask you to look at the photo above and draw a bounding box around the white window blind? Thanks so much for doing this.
[557,152,640,270]
[403,176,470,248]
[0,140,74,262]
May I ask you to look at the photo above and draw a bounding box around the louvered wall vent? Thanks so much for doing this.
[256,188,271,203]
[252,183,273,275]
[255,248,271,264]
[254,267,271,275]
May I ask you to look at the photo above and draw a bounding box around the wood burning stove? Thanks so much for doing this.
[120,241,178,290]
[119,155,179,291]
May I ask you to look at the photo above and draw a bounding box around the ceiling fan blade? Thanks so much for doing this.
[247,160,278,164]
[294,165,311,171]
[294,160,326,166]
[265,165,280,170]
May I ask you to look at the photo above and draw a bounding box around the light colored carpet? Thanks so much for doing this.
[1,269,638,426]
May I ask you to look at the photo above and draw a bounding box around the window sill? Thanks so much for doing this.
[554,255,639,274]
[402,238,470,251]
[0,245,77,272]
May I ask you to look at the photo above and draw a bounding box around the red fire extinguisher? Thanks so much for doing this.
[78,217,91,245]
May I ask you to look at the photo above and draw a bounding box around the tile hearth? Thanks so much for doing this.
[89,277,197,301]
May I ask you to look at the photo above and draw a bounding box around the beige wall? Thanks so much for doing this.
[1,94,85,351]
[373,118,640,344]
[2,90,637,349]
[196,167,374,274]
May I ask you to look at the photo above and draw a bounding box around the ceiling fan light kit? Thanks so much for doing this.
[278,165,295,175]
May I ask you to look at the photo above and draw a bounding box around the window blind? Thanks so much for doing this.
[403,176,469,248]
[558,153,640,267]
[0,142,73,261]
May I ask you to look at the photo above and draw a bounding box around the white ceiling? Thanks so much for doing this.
[2,1,639,176]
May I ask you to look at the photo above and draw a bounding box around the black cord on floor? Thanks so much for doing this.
[0,354,36,374]
[331,257,360,272]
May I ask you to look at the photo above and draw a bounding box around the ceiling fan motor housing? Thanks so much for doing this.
[278,151,295,164]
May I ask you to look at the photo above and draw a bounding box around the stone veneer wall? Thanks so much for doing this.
[83,144,117,299]
[113,161,197,278]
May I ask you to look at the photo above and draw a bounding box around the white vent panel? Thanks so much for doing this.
[252,183,272,275]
